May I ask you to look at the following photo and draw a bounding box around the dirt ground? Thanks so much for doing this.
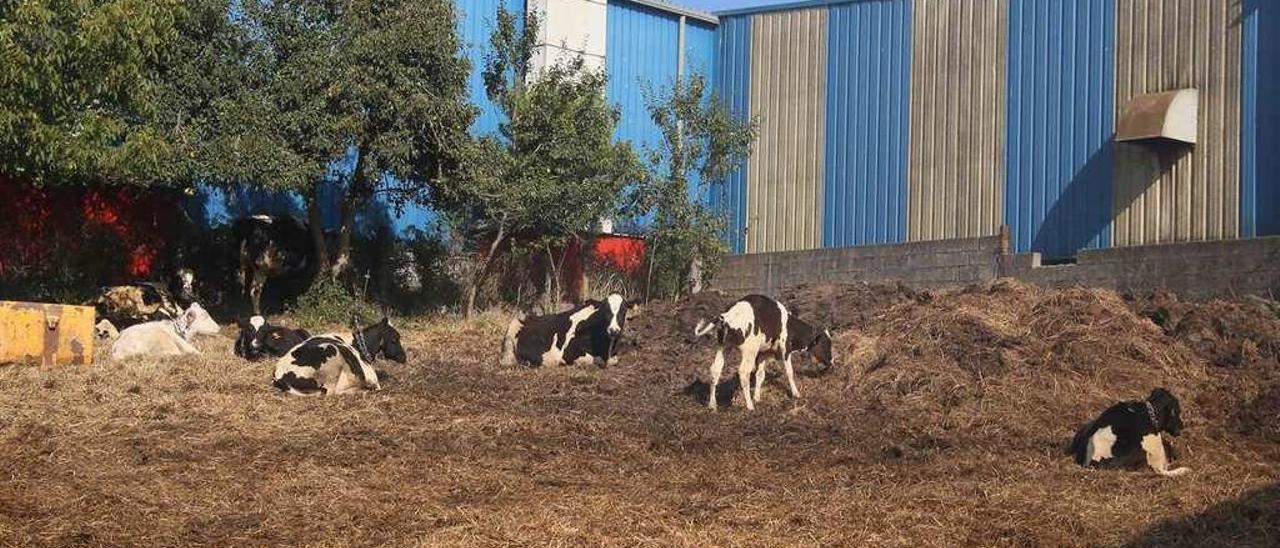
[2,279,1278,547]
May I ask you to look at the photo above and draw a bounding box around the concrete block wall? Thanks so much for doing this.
[712,233,1280,299]
[712,236,1003,295]
[999,237,1280,299]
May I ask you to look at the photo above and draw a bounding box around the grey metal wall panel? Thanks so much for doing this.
[746,8,827,253]
[1112,0,1243,246]
[908,0,1008,242]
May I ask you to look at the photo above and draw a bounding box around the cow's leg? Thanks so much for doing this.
[738,346,758,411]
[250,271,268,315]
[783,353,801,399]
[708,348,726,410]
[1141,434,1190,477]
[753,358,769,403]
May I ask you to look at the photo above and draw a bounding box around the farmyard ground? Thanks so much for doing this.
[2,280,1278,547]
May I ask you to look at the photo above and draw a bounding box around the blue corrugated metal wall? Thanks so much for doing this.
[715,15,752,254]
[822,0,911,248]
[458,0,525,136]
[1245,0,1280,237]
[1005,0,1114,258]
[607,0,681,159]
[686,20,719,205]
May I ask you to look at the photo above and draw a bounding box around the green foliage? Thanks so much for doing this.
[441,6,641,246]
[436,6,640,311]
[288,274,379,328]
[0,0,189,185]
[632,72,757,298]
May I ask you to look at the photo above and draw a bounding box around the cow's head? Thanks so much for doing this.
[361,317,407,364]
[604,293,633,337]
[1148,387,1184,436]
[170,268,197,306]
[94,319,119,340]
[808,328,834,371]
[179,302,221,337]
[236,316,268,360]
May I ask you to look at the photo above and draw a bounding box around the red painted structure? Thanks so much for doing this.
[0,177,183,282]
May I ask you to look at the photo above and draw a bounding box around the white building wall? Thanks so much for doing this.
[529,0,608,73]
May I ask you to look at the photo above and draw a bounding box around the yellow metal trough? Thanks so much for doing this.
[0,301,95,366]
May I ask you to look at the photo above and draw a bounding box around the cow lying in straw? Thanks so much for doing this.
[499,293,632,367]
[272,318,406,396]
[1069,388,1189,477]
[694,294,833,411]
[110,303,221,361]
[235,315,310,361]
[92,268,198,329]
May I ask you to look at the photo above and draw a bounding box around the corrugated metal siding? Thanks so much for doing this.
[1246,0,1280,236]
[908,0,1008,242]
[607,0,681,155]
[1112,0,1243,246]
[686,20,719,207]
[1005,0,1114,257]
[458,0,525,135]
[746,8,827,253]
[823,0,911,248]
[685,20,717,77]
[715,15,752,254]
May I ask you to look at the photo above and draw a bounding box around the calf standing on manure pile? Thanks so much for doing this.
[694,295,833,411]
[500,293,632,367]
[1070,388,1189,477]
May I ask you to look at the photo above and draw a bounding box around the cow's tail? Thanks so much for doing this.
[499,313,525,366]
[694,316,722,338]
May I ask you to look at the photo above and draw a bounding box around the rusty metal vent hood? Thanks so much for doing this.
[1116,88,1198,145]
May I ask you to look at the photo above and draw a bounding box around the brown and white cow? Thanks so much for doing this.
[500,294,632,367]
[694,294,833,411]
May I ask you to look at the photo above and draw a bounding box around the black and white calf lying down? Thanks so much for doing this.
[1070,388,1189,477]
[500,293,632,367]
[235,316,310,361]
[272,318,407,396]
[695,294,833,411]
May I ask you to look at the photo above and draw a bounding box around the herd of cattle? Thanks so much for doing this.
[79,214,1191,476]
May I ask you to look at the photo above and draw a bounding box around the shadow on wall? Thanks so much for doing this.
[1111,140,1194,245]
[1032,144,1115,259]
[1121,483,1279,548]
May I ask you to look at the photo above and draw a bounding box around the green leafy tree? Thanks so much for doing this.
[212,0,475,277]
[632,73,756,299]
[0,0,189,185]
[437,6,640,315]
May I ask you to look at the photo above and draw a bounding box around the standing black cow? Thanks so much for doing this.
[232,215,316,314]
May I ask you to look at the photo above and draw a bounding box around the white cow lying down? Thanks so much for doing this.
[110,303,221,361]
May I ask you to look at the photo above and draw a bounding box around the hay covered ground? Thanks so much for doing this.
[1,279,1278,547]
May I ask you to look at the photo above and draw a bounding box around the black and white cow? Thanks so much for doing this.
[233,215,315,315]
[272,318,406,396]
[92,268,197,329]
[694,294,833,411]
[234,315,311,361]
[1069,388,1189,477]
[499,293,632,367]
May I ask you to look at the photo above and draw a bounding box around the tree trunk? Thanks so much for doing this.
[331,144,370,279]
[465,221,507,317]
[307,194,331,272]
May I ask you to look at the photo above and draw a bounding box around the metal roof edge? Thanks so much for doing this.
[714,0,850,18]
[616,0,719,24]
